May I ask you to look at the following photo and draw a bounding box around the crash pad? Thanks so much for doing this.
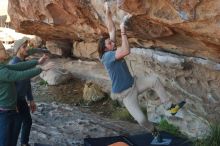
[84,131,191,146]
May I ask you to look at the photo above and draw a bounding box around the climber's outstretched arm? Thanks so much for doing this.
[105,2,116,42]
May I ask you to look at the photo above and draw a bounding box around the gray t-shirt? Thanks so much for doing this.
[101,51,134,93]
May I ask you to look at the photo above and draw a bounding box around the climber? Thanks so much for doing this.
[97,1,185,142]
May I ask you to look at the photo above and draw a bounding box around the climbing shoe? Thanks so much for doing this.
[167,101,186,116]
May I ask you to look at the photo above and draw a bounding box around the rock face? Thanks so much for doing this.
[8,0,220,62]
[62,49,220,138]
[83,81,105,102]
[29,36,43,48]
[30,102,144,146]
[73,42,99,59]
[126,48,220,138]
[46,40,72,56]
[40,63,72,85]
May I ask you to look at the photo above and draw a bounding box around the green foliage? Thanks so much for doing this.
[194,125,220,146]
[77,98,88,106]
[111,108,134,122]
[110,101,148,122]
[158,119,182,137]
[39,80,48,86]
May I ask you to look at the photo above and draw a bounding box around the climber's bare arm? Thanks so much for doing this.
[115,19,130,60]
[105,2,116,42]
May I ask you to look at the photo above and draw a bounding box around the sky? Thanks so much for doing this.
[0,0,8,16]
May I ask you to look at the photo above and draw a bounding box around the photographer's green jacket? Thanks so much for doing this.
[0,60,42,110]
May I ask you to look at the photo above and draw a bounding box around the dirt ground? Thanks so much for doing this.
[32,76,124,120]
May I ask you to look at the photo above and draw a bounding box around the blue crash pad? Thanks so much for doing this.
[84,131,191,146]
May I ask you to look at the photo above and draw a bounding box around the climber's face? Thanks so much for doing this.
[105,38,115,51]
[17,42,29,57]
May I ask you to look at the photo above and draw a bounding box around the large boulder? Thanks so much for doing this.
[46,40,72,57]
[62,48,220,138]
[83,81,105,102]
[40,61,72,85]
[29,36,43,48]
[8,0,220,62]
[73,42,98,59]
[125,48,220,138]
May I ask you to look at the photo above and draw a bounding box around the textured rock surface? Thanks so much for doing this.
[60,48,220,138]
[64,59,111,93]
[73,41,99,59]
[40,67,72,86]
[29,102,144,146]
[126,48,220,138]
[0,15,7,26]
[83,81,105,102]
[8,0,220,62]
[46,40,72,56]
[29,36,43,48]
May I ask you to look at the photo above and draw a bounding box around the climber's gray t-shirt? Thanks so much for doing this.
[101,51,134,93]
